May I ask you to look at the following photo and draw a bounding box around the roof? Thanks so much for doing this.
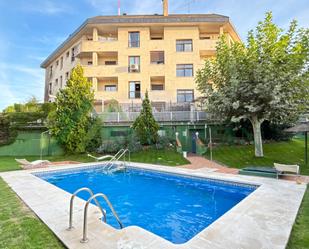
[285,122,309,133]
[40,14,233,68]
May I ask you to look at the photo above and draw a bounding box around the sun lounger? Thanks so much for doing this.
[239,167,278,178]
[239,164,300,179]
[15,159,51,169]
[87,154,114,161]
[274,163,300,177]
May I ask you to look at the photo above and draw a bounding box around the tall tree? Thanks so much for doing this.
[132,91,159,145]
[196,12,309,157]
[48,65,100,153]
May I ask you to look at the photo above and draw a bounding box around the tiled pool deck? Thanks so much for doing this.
[0,162,306,249]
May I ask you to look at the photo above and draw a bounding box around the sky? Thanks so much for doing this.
[0,0,308,110]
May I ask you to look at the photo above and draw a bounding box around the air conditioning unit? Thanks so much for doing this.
[130,64,139,71]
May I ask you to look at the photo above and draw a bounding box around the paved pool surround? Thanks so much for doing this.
[0,162,306,249]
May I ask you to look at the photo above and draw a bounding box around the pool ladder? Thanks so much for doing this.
[103,148,130,172]
[67,187,123,243]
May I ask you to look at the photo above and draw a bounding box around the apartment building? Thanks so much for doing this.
[41,0,240,113]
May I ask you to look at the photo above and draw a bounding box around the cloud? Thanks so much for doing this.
[0,63,45,110]
[22,0,73,15]
[0,71,19,110]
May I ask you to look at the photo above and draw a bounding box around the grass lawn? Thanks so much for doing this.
[206,138,309,175]
[130,148,189,166]
[287,186,309,249]
[0,177,65,249]
[0,148,189,172]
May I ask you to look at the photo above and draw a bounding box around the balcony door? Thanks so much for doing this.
[129,81,141,99]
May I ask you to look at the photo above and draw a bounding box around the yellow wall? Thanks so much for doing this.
[44,22,239,105]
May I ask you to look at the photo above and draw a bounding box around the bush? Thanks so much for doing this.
[97,132,142,154]
[126,133,142,152]
[97,138,125,154]
[85,117,102,152]
[154,135,175,150]
[261,121,293,141]
[132,91,159,145]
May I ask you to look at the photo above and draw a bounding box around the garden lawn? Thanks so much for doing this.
[287,186,309,249]
[0,154,94,172]
[206,139,309,175]
[130,148,189,166]
[0,177,65,249]
[0,149,189,172]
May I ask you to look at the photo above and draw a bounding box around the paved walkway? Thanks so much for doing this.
[179,154,239,174]
[180,154,309,183]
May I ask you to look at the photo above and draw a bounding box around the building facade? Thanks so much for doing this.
[41,1,240,113]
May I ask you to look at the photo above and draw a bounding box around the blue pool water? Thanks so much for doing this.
[36,166,256,244]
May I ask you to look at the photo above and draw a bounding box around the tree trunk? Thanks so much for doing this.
[250,116,264,157]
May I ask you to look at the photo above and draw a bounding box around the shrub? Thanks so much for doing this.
[48,65,98,153]
[126,133,142,152]
[132,91,159,145]
[154,135,175,150]
[97,138,125,154]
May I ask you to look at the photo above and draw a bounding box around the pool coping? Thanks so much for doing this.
[0,162,306,249]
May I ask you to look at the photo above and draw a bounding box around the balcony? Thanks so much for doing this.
[83,65,119,78]
[98,111,209,123]
[148,64,165,75]
[78,39,119,54]
[198,39,218,56]
[148,39,165,50]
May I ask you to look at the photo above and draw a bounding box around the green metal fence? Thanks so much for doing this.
[0,131,63,156]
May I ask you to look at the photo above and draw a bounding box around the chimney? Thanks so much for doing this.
[163,0,168,16]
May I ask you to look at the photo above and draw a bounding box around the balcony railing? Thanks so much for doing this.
[98,111,208,123]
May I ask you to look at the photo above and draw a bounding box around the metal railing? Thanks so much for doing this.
[99,111,208,123]
[67,187,124,243]
[68,188,106,231]
[103,149,130,172]
[81,193,123,243]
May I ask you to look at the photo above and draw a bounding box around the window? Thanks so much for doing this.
[71,47,76,62]
[56,60,59,67]
[150,51,164,64]
[55,78,58,86]
[65,72,69,80]
[105,61,117,65]
[60,57,63,69]
[105,85,117,91]
[60,76,63,88]
[66,51,70,58]
[128,56,140,72]
[128,32,140,47]
[176,39,193,52]
[177,90,194,103]
[48,82,52,94]
[151,84,164,91]
[49,66,53,78]
[176,64,193,77]
[87,61,93,65]
[129,81,141,99]
[111,130,129,137]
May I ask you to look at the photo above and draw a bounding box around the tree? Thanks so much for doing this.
[132,91,159,145]
[48,65,101,153]
[196,12,309,157]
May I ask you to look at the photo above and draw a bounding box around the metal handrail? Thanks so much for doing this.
[103,148,130,171]
[106,149,130,171]
[81,193,123,243]
[105,149,125,166]
[68,187,106,230]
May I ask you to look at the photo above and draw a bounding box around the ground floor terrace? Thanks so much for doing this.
[0,154,308,249]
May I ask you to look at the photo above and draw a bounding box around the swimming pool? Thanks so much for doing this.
[36,165,257,244]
